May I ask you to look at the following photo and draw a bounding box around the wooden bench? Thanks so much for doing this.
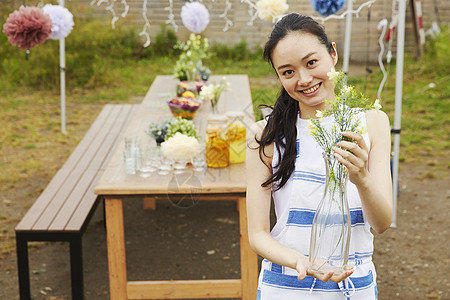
[15,104,138,300]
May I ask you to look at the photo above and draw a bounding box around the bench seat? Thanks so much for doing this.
[15,104,138,300]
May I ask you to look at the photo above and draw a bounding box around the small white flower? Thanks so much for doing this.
[199,85,216,101]
[343,85,352,94]
[315,110,323,119]
[327,69,340,82]
[373,99,382,110]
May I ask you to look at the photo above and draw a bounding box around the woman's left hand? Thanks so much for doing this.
[332,131,369,186]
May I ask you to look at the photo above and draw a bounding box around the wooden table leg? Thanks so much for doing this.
[105,198,128,300]
[143,197,156,210]
[238,197,258,300]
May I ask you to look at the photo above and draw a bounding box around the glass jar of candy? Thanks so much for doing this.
[226,111,246,164]
[206,114,229,168]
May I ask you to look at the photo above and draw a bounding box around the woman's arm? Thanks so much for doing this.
[332,110,393,233]
[246,121,353,282]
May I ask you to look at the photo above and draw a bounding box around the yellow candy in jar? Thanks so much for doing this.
[226,111,246,164]
[206,114,229,168]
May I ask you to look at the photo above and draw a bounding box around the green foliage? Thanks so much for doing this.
[165,117,199,140]
[173,34,211,80]
[210,40,261,61]
[423,25,449,76]
[152,23,179,57]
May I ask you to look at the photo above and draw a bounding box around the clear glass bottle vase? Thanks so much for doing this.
[309,152,351,277]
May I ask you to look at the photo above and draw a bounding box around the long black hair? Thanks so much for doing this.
[257,13,335,191]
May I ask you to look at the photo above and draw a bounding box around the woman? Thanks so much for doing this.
[246,13,393,299]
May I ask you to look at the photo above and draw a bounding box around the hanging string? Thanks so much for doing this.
[376,19,388,100]
[92,0,128,29]
[219,0,233,32]
[165,0,179,32]
[120,0,129,18]
[139,0,151,47]
[106,0,119,29]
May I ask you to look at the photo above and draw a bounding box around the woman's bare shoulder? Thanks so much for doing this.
[247,119,273,161]
[365,109,389,124]
[365,109,391,145]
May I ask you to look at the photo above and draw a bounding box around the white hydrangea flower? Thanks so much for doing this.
[160,132,201,161]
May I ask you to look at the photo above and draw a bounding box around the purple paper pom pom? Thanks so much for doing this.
[310,0,346,17]
[181,1,210,34]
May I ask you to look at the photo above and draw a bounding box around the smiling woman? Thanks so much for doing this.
[246,13,393,300]
[271,31,338,118]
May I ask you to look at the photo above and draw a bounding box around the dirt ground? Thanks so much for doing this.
[0,153,448,300]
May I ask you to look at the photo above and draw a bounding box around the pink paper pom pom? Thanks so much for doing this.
[2,6,53,50]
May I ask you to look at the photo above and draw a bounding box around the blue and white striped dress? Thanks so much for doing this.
[257,111,378,299]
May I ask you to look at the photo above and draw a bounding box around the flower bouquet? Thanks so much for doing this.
[173,33,210,81]
[165,116,199,140]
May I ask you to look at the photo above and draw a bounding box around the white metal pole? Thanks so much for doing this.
[342,0,353,75]
[391,0,407,228]
[59,0,67,134]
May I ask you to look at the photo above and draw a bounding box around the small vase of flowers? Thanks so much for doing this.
[307,69,383,277]
[199,77,231,114]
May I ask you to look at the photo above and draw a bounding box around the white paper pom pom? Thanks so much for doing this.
[43,4,74,40]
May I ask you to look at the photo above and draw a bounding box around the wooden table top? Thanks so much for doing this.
[94,75,255,196]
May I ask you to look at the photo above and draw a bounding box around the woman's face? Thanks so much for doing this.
[271,31,338,119]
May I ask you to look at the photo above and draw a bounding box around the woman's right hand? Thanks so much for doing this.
[296,256,354,283]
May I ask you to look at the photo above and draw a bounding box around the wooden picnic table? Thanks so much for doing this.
[94,75,258,300]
